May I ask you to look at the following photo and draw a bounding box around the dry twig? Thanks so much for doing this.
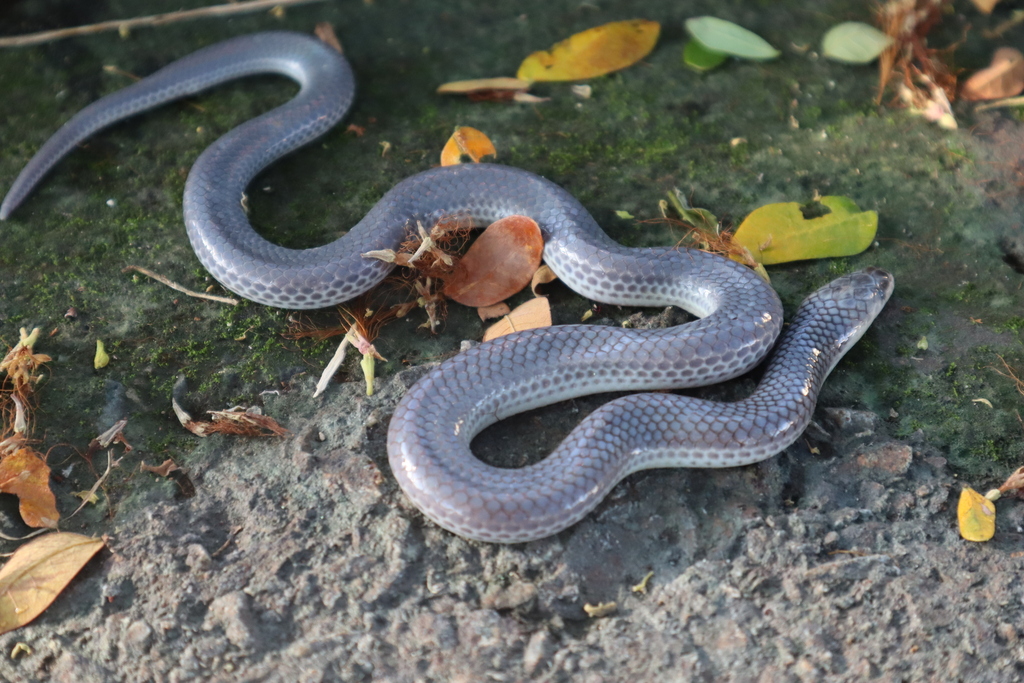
[0,0,330,48]
[123,266,239,305]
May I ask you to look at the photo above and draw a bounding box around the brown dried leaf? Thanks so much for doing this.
[962,48,1024,100]
[482,297,552,342]
[0,533,104,635]
[442,215,543,307]
[477,303,512,322]
[0,449,58,529]
[185,409,289,438]
[140,459,180,478]
[83,418,131,463]
[998,465,1024,494]
[314,22,343,53]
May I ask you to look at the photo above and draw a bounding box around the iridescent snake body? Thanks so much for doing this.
[1,32,893,542]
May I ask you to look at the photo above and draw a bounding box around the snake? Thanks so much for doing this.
[1,31,894,543]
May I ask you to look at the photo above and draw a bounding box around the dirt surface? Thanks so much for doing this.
[2,1,1024,682]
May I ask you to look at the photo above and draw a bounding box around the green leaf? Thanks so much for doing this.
[684,17,779,61]
[822,22,894,64]
[665,189,719,233]
[615,210,635,219]
[683,40,727,72]
[732,196,878,265]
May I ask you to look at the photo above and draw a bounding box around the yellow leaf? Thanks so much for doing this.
[94,340,109,369]
[517,20,660,82]
[440,126,497,166]
[0,533,105,635]
[72,490,99,505]
[958,487,996,542]
[731,196,878,265]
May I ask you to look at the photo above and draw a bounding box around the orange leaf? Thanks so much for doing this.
[440,127,497,166]
[517,20,660,82]
[962,48,1024,101]
[0,532,105,635]
[0,449,58,529]
[442,215,543,307]
[483,298,552,342]
[958,487,996,542]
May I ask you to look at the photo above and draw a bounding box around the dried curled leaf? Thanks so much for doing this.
[517,20,660,82]
[442,215,544,307]
[440,127,497,166]
[0,449,58,529]
[958,487,996,542]
[482,297,552,342]
[0,533,105,636]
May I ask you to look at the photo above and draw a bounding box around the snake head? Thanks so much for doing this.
[804,266,894,372]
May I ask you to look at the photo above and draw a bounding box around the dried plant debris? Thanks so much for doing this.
[876,0,959,127]
[172,378,287,438]
[141,459,195,498]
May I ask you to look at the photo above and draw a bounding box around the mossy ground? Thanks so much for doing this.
[1,0,1023,536]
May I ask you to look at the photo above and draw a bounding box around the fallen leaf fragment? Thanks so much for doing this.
[530,265,558,296]
[477,303,511,322]
[437,77,532,98]
[0,532,105,635]
[582,601,618,618]
[140,459,180,478]
[83,418,132,463]
[998,465,1024,494]
[72,490,99,505]
[958,487,996,542]
[970,0,1002,14]
[962,48,1024,101]
[0,449,59,529]
[683,38,728,71]
[173,395,288,438]
[443,215,544,307]
[94,340,109,369]
[631,570,655,594]
[313,22,343,53]
[821,22,894,64]
[517,19,660,82]
[440,126,497,166]
[731,196,877,265]
[0,328,50,398]
[483,297,552,342]
[684,17,779,61]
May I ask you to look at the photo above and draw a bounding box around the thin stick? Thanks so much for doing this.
[123,265,240,305]
[0,0,331,49]
[68,449,121,519]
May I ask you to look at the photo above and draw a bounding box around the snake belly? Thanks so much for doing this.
[1,31,893,543]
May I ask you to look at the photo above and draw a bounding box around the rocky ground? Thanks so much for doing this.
[2,0,1024,682]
